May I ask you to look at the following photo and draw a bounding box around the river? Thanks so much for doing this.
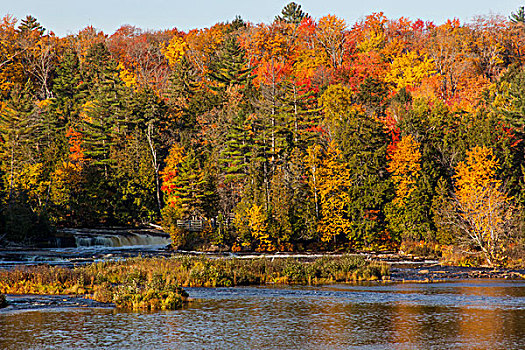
[1,280,524,349]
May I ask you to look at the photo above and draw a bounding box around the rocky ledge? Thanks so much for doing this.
[390,264,525,282]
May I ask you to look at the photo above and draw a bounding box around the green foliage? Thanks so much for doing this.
[208,36,253,91]
[0,256,387,311]
[332,111,392,247]
[0,262,188,311]
[275,2,308,24]
[0,9,524,266]
[510,6,525,24]
[17,15,44,34]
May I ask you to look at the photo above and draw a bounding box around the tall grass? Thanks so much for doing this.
[0,255,389,310]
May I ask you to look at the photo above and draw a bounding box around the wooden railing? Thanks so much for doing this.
[176,216,234,232]
[176,220,205,232]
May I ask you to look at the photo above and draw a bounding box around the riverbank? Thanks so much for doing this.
[1,254,524,313]
[390,263,525,282]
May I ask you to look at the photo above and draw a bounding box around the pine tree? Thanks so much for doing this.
[510,6,525,24]
[162,145,217,219]
[334,111,392,248]
[208,36,253,89]
[81,42,130,177]
[168,57,218,130]
[0,88,37,201]
[51,48,87,126]
[275,2,308,24]
[0,87,50,241]
[129,86,169,214]
[17,15,44,35]
[207,35,255,119]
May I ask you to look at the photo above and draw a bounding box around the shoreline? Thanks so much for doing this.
[1,248,524,279]
[390,264,525,282]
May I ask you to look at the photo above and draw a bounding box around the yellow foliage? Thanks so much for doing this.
[162,35,187,67]
[454,146,512,266]
[0,20,24,96]
[35,99,52,109]
[50,161,82,206]
[354,12,387,53]
[387,135,422,205]
[312,142,353,243]
[357,29,385,53]
[185,24,227,73]
[319,84,364,129]
[80,101,96,122]
[117,62,138,88]
[316,15,347,68]
[293,44,329,81]
[455,146,500,202]
[386,51,436,91]
[12,163,49,197]
[163,143,185,173]
[247,204,273,251]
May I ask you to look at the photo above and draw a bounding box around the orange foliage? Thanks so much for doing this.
[160,143,185,207]
[66,127,87,168]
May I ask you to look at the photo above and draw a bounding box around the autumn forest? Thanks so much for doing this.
[2,3,525,266]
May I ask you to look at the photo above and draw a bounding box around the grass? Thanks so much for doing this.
[0,255,389,310]
[0,263,188,311]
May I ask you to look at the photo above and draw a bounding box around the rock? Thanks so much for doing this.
[0,294,7,308]
[418,269,430,274]
[206,245,221,252]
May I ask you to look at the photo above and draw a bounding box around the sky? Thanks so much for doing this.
[2,0,524,36]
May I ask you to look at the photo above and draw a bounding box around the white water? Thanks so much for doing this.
[74,233,170,248]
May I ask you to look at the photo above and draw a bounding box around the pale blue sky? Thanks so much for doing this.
[2,0,523,36]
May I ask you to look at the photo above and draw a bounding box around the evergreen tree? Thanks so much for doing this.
[17,15,45,35]
[81,42,130,177]
[510,6,525,24]
[51,48,87,126]
[275,2,308,24]
[334,111,392,247]
[168,57,218,131]
[162,145,218,219]
[129,86,169,215]
[209,36,253,89]
[0,87,39,200]
[228,16,246,32]
[0,87,50,241]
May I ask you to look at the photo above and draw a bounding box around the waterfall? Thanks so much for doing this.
[74,233,170,248]
[55,228,171,248]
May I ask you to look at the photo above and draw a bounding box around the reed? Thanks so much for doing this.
[0,255,389,310]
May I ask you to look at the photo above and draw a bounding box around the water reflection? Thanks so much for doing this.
[0,281,524,349]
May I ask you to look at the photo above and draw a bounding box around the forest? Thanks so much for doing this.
[1,3,525,266]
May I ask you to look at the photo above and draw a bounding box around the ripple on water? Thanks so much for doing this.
[0,280,524,349]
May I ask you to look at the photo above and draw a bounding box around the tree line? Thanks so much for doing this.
[1,4,525,265]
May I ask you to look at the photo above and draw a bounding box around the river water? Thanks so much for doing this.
[1,280,524,349]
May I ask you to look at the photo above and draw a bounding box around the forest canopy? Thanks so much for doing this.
[1,4,525,266]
